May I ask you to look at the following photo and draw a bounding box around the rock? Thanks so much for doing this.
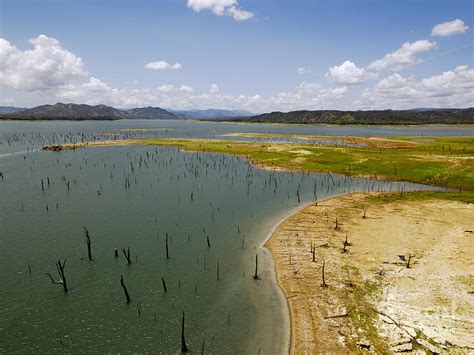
[356,340,372,350]
[390,342,413,352]
[416,338,441,354]
[389,337,412,347]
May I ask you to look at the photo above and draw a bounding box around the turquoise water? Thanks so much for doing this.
[0,121,444,354]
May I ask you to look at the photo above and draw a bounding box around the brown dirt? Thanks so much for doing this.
[266,193,474,354]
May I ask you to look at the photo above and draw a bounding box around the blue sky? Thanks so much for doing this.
[0,0,472,111]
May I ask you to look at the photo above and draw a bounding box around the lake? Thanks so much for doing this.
[0,120,451,353]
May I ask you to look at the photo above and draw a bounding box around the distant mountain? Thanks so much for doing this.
[171,109,254,119]
[127,106,179,119]
[2,104,472,124]
[410,108,459,112]
[225,108,474,125]
[0,103,133,120]
[0,106,27,114]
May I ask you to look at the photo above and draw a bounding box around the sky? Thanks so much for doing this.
[0,0,473,112]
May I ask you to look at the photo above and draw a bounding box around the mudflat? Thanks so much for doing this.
[266,192,474,354]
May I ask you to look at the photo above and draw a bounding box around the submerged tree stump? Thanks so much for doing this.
[253,254,259,280]
[120,275,131,304]
[181,311,189,353]
[46,259,68,293]
[83,226,92,261]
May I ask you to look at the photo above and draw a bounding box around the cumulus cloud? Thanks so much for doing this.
[145,60,182,71]
[325,60,377,84]
[180,85,194,93]
[421,65,474,95]
[209,83,220,94]
[356,65,474,109]
[156,84,176,92]
[0,35,87,91]
[263,82,347,111]
[297,67,311,75]
[227,6,254,21]
[55,77,348,112]
[187,0,254,21]
[432,19,469,37]
[367,40,437,71]
[0,35,349,111]
[57,77,113,103]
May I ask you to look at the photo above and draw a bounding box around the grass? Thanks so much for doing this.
[44,135,474,191]
[342,265,388,352]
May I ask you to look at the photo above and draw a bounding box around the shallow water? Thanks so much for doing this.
[0,121,445,353]
[0,119,472,156]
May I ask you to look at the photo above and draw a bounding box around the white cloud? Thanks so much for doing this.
[227,6,254,21]
[297,67,311,75]
[432,19,469,37]
[421,65,474,95]
[0,97,15,105]
[180,85,194,93]
[368,40,437,71]
[209,83,220,94]
[0,35,87,91]
[157,84,176,92]
[356,65,474,109]
[145,60,182,71]
[187,0,254,21]
[55,77,349,112]
[57,77,113,103]
[325,60,377,84]
[0,35,349,111]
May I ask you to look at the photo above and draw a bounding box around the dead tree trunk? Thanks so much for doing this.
[83,226,92,261]
[166,234,170,259]
[122,247,132,264]
[253,254,259,280]
[161,277,168,293]
[321,260,328,288]
[181,311,189,353]
[120,275,131,304]
[406,254,412,268]
[342,233,350,253]
[47,259,68,293]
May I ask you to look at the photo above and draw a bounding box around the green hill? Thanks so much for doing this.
[127,106,178,119]
[227,108,474,125]
[0,103,132,120]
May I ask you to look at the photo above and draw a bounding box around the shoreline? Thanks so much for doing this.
[259,201,315,355]
[266,191,474,353]
[262,194,347,355]
[40,137,473,191]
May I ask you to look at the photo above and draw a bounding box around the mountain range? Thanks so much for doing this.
[0,103,253,120]
[0,106,27,114]
[0,103,472,124]
[171,109,254,119]
[229,108,474,125]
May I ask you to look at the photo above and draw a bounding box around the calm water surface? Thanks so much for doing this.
[0,120,447,353]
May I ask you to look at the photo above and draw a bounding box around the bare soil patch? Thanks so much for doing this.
[266,193,474,354]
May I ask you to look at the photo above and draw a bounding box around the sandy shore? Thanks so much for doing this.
[266,192,474,354]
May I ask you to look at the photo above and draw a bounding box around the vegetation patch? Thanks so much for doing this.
[43,135,474,191]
